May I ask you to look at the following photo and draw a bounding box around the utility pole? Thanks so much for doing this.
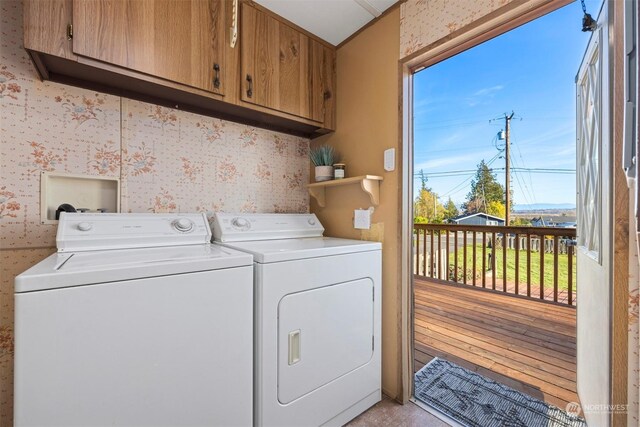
[433,193,437,220]
[504,112,514,226]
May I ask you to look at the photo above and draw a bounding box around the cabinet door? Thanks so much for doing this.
[278,24,311,119]
[240,3,335,129]
[241,3,331,123]
[240,3,280,109]
[309,40,336,129]
[24,0,76,60]
[72,0,225,95]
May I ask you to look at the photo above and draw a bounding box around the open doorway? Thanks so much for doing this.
[408,1,605,425]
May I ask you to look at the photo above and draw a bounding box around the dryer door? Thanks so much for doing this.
[277,278,374,404]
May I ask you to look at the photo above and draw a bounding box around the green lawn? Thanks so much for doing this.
[448,245,577,291]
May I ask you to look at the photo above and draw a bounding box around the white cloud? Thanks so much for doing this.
[473,85,504,97]
[515,124,573,146]
[553,144,576,157]
[465,85,505,106]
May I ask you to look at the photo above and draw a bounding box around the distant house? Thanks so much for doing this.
[451,212,505,226]
[531,216,577,228]
[531,217,551,227]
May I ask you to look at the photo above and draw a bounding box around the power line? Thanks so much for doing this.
[438,152,503,199]
[414,120,495,130]
[511,163,533,205]
[413,167,575,177]
[509,168,575,173]
[513,161,534,203]
[509,140,536,205]
[511,134,538,204]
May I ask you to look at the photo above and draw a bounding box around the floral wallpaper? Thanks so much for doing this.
[119,100,308,216]
[400,0,519,59]
[0,1,308,423]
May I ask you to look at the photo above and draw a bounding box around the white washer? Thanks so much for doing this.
[14,213,254,427]
[211,213,382,427]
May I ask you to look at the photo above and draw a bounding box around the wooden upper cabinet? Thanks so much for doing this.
[72,0,226,95]
[240,3,335,127]
[240,4,279,110]
[310,39,336,130]
[23,0,76,61]
[23,0,335,136]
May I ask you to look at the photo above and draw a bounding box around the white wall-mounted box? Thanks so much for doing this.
[40,172,120,224]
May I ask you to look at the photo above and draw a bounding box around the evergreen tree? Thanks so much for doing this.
[463,160,505,215]
[443,197,459,221]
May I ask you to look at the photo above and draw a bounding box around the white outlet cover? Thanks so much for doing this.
[384,148,395,171]
[354,209,371,229]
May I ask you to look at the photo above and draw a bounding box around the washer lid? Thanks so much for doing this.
[211,213,324,242]
[15,244,253,293]
[217,237,381,263]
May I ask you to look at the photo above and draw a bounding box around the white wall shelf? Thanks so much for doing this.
[307,175,383,207]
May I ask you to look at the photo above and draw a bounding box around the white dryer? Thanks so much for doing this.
[211,213,382,427]
[14,213,254,427]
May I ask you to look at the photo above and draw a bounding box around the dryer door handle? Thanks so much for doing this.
[288,330,301,365]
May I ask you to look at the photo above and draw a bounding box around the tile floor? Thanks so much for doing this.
[346,395,451,426]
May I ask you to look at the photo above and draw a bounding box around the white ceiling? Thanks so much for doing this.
[254,0,398,46]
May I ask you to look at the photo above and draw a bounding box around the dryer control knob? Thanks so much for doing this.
[231,217,250,230]
[77,222,92,232]
[173,218,194,232]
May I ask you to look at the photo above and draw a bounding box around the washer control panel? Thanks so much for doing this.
[231,217,251,231]
[172,217,194,232]
[77,222,93,232]
[57,212,211,252]
[211,213,324,242]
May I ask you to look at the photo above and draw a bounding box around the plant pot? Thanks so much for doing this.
[314,165,334,182]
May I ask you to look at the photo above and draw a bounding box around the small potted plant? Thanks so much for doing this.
[310,145,338,182]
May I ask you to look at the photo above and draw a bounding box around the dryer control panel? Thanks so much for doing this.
[56,212,211,252]
[211,213,324,242]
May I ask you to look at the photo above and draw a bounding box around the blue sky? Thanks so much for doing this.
[413,0,602,208]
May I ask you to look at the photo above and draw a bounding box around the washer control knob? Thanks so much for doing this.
[77,222,92,232]
[231,217,250,230]
[173,218,194,232]
[307,218,316,226]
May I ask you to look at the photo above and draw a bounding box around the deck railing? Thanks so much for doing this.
[413,223,577,306]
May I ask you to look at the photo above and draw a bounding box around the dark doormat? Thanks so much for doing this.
[414,358,586,427]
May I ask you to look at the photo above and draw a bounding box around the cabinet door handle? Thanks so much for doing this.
[213,63,221,89]
[246,74,253,98]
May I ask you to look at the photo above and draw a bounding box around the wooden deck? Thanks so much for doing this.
[414,277,578,410]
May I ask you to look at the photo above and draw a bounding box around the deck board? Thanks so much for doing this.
[414,277,578,410]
